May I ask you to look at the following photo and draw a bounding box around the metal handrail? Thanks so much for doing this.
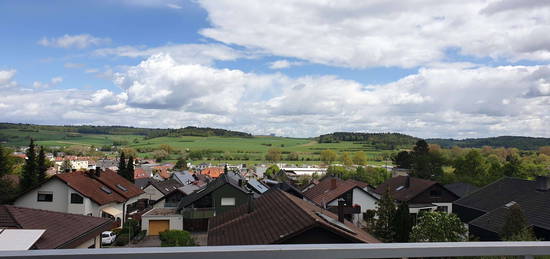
[1,242,550,258]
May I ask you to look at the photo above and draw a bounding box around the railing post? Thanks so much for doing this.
[524,255,534,259]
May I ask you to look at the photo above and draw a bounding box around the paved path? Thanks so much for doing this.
[128,235,161,247]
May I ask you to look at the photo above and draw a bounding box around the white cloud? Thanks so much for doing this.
[166,3,182,9]
[269,60,304,69]
[38,34,111,49]
[94,43,245,65]
[2,55,550,138]
[197,0,550,68]
[32,77,63,89]
[64,63,85,69]
[0,69,16,86]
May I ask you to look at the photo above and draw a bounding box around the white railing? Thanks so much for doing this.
[1,242,550,259]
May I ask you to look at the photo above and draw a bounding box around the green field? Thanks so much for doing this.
[0,128,394,165]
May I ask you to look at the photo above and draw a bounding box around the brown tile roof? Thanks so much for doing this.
[374,175,437,202]
[0,205,113,249]
[208,189,379,245]
[303,177,369,206]
[143,208,178,216]
[55,169,143,205]
[200,167,224,178]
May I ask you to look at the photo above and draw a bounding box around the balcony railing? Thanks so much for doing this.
[2,242,550,259]
[180,207,216,219]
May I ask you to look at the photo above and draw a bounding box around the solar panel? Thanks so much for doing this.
[315,212,356,234]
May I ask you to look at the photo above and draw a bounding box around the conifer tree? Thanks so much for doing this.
[37,146,47,183]
[393,202,412,242]
[118,151,126,177]
[126,156,134,182]
[374,189,396,242]
[0,144,7,176]
[501,204,537,241]
[21,139,38,190]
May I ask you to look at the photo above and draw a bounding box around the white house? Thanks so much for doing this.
[14,169,145,225]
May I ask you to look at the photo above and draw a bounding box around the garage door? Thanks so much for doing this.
[148,220,170,235]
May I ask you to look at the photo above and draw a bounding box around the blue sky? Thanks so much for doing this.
[1,0,550,138]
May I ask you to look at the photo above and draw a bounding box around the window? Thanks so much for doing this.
[70,193,84,204]
[221,197,236,206]
[100,186,113,194]
[116,184,128,192]
[437,206,448,213]
[430,189,442,197]
[37,192,53,202]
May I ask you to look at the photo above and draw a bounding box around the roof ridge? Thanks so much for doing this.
[4,205,111,222]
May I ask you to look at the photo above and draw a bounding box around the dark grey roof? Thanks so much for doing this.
[176,173,252,210]
[454,177,536,213]
[134,178,152,189]
[147,179,184,195]
[246,179,269,194]
[459,177,550,233]
[445,182,480,198]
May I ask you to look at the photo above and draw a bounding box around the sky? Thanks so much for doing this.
[1,0,550,139]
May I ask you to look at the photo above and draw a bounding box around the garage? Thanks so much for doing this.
[141,208,183,236]
[148,220,170,235]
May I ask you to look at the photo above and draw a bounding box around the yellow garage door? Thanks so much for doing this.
[149,220,170,235]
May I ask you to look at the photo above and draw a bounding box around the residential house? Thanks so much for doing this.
[199,167,224,179]
[171,171,196,185]
[375,175,458,215]
[303,177,379,225]
[453,176,550,241]
[141,208,183,236]
[175,173,255,231]
[14,169,145,224]
[134,168,151,180]
[0,205,113,249]
[207,189,380,245]
[142,179,183,201]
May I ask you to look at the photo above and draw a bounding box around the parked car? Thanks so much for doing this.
[101,231,117,245]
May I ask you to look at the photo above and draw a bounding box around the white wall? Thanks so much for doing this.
[141,215,183,234]
[75,236,100,249]
[143,185,164,201]
[153,199,166,209]
[432,202,453,213]
[326,188,379,225]
[14,179,69,213]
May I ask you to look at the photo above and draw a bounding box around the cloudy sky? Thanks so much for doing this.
[1,0,550,138]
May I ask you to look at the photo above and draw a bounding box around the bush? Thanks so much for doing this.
[114,233,130,246]
[159,230,196,247]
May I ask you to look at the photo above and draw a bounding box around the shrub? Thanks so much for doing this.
[114,233,130,246]
[159,230,196,247]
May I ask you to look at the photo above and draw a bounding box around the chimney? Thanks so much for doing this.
[404,175,410,188]
[337,198,345,223]
[95,167,101,177]
[247,191,255,213]
[330,178,337,190]
[536,176,550,191]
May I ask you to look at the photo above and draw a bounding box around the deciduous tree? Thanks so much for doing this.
[352,151,367,166]
[410,211,466,242]
[320,149,337,165]
[265,148,282,162]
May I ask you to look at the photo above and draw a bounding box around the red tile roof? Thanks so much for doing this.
[374,175,437,202]
[200,167,224,178]
[208,189,379,245]
[303,177,368,206]
[0,205,113,249]
[55,169,143,205]
[134,168,149,179]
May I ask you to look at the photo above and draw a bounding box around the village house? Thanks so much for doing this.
[303,177,379,225]
[375,175,459,216]
[0,205,113,249]
[13,169,145,225]
[207,189,380,245]
[142,179,183,201]
[453,176,550,241]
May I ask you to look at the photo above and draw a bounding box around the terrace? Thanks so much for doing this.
[2,242,550,259]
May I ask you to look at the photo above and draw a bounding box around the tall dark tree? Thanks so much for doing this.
[393,202,413,242]
[374,189,396,242]
[500,204,536,241]
[125,156,135,182]
[21,139,38,191]
[37,146,47,183]
[394,151,412,169]
[410,140,444,180]
[117,151,126,177]
[0,144,8,176]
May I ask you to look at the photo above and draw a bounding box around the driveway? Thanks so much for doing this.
[129,235,161,247]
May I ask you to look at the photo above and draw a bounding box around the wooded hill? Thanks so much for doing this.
[427,136,550,150]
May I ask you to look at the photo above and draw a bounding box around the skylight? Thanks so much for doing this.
[396,186,405,191]
[505,201,517,208]
[116,184,128,192]
[100,186,113,194]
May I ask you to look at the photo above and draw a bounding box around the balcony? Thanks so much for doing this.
[180,207,216,219]
[2,242,550,258]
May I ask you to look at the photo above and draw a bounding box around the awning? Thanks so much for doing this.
[0,229,46,250]
[102,207,122,217]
